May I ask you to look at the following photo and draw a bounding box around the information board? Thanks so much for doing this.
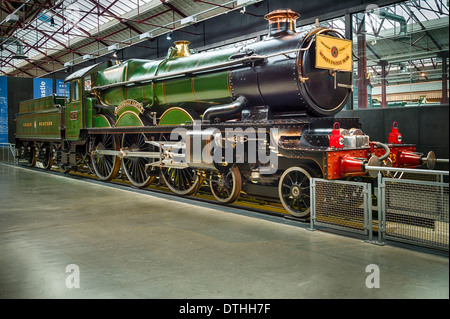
[56,79,70,97]
[0,76,8,144]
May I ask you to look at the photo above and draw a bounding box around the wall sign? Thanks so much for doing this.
[0,76,8,144]
[33,78,53,98]
[56,79,70,97]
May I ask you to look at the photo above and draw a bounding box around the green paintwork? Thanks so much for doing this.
[94,115,112,128]
[158,109,194,126]
[85,97,94,128]
[116,105,141,118]
[16,96,65,140]
[63,61,112,139]
[16,45,240,143]
[94,45,238,117]
[115,112,143,127]
[66,79,83,140]
[18,95,65,114]
[15,108,61,140]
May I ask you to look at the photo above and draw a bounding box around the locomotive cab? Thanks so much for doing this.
[64,78,82,140]
[63,61,112,140]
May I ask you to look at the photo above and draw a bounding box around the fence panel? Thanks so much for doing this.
[0,143,17,165]
[310,178,372,238]
[381,175,449,250]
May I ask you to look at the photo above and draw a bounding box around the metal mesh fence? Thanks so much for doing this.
[0,144,17,164]
[311,179,369,234]
[388,171,440,182]
[383,177,449,250]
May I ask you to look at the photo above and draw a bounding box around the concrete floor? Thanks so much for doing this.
[0,163,448,299]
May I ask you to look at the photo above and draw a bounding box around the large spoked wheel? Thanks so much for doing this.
[25,145,37,167]
[278,166,312,218]
[161,167,201,196]
[158,132,201,196]
[40,147,54,170]
[209,166,242,204]
[91,134,120,181]
[121,133,156,188]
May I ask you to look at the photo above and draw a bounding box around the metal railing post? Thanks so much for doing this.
[377,171,386,245]
[440,174,445,220]
[364,182,373,243]
[308,178,316,231]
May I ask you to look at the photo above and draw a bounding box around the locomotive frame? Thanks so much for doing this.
[14,9,436,218]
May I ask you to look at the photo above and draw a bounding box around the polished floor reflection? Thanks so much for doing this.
[0,164,448,298]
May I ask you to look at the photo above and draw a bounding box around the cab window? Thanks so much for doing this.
[71,81,80,101]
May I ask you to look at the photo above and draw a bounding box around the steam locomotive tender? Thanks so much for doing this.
[15,9,435,218]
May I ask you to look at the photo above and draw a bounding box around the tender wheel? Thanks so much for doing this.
[40,147,54,170]
[25,145,37,167]
[91,134,120,181]
[161,167,201,196]
[278,166,312,218]
[121,133,156,188]
[209,166,242,203]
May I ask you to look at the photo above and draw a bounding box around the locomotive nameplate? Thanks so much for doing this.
[115,99,144,116]
[315,34,352,72]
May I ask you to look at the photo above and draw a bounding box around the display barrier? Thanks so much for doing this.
[0,143,17,165]
[2,143,448,251]
[310,166,449,251]
[310,178,374,239]
[371,166,449,251]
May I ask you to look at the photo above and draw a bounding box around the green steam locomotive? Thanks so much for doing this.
[15,9,432,217]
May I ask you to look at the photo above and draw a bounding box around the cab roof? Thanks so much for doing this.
[64,61,111,82]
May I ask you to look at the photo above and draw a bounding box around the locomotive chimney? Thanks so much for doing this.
[264,9,300,38]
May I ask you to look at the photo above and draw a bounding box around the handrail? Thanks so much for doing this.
[365,165,449,176]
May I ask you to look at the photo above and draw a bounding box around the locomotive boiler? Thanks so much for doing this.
[92,9,352,121]
[15,9,436,218]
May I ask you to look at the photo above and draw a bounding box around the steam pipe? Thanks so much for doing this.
[202,96,249,123]
[373,141,390,161]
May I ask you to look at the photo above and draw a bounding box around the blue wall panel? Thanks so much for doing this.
[0,76,8,144]
[33,78,53,98]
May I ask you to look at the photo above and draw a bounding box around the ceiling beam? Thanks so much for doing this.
[401,3,443,51]
[160,0,187,18]
[46,4,110,47]
[0,56,36,77]
[87,0,143,35]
